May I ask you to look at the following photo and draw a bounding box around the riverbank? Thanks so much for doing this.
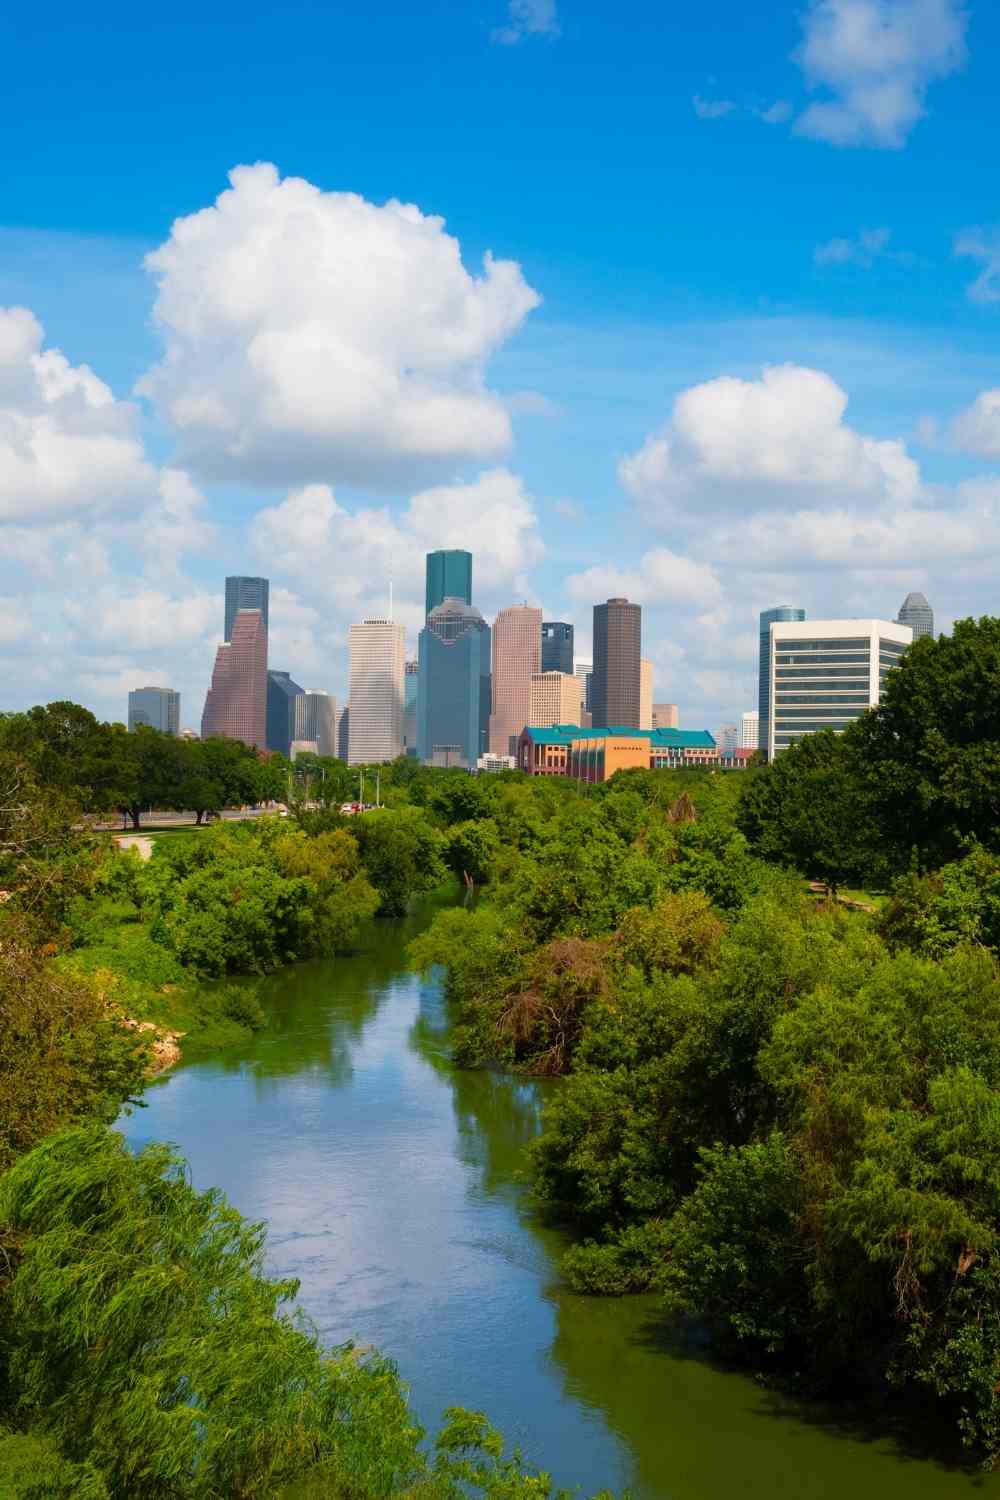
[118,903,1000,1500]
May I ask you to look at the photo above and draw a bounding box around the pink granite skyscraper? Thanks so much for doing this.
[201,608,268,746]
[489,605,542,757]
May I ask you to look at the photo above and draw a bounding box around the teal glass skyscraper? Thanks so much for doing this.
[425,550,472,618]
[759,605,805,757]
[417,598,490,767]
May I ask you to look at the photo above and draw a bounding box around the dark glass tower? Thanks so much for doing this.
[897,591,934,640]
[417,598,491,767]
[425,551,472,618]
[591,598,641,729]
[266,670,304,758]
[758,605,805,757]
[541,621,574,675]
[225,576,269,643]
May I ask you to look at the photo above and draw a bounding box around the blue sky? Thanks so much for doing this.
[3,0,1000,730]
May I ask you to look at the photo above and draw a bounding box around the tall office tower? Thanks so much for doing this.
[541,621,574,675]
[739,709,759,749]
[403,659,419,756]
[897,591,934,640]
[715,723,738,756]
[347,618,405,765]
[201,608,267,746]
[295,691,338,757]
[128,687,180,735]
[591,598,641,729]
[225,576,269,643]
[759,606,805,757]
[417,598,491,768]
[767,618,913,758]
[639,659,653,731]
[425,550,472,618]
[652,703,679,729]
[489,605,542,756]
[266,670,304,757]
[529,671,582,728]
[574,659,593,713]
[336,706,349,762]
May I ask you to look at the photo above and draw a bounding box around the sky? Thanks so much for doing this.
[4,0,1000,732]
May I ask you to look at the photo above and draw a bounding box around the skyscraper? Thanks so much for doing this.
[639,659,653,731]
[425,550,472,618]
[404,659,419,756]
[225,576,269,643]
[417,598,491,767]
[128,687,180,735]
[266,670,304,757]
[767,618,912,758]
[295,691,338,756]
[347,618,405,765]
[759,606,805,757]
[541,621,574,675]
[591,598,641,729]
[739,710,759,749]
[897,591,934,640]
[201,608,268,746]
[529,672,582,728]
[489,605,542,755]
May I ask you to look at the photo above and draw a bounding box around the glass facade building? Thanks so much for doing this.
[266,670,304,757]
[202,608,268,746]
[897,591,934,640]
[225,576,269,644]
[128,687,180,735]
[592,598,641,729]
[417,598,491,768]
[541,621,574,675]
[767,619,913,758]
[425,550,472,618]
[758,606,805,756]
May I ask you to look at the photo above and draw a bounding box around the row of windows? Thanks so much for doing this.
[772,638,869,651]
[775,706,867,719]
[879,640,908,654]
[775,652,869,665]
[774,725,856,740]
[775,694,871,705]
[775,666,871,679]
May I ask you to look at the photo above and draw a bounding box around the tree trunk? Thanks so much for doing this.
[130,808,142,831]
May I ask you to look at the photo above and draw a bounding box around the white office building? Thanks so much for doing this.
[739,710,759,749]
[347,618,405,765]
[767,619,912,759]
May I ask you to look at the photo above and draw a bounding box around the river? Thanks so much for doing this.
[119,903,1000,1498]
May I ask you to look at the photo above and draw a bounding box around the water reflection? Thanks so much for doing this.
[121,905,1000,1500]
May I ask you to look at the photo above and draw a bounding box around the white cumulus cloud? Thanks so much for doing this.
[251,467,545,637]
[0,306,159,522]
[793,0,968,149]
[138,163,541,489]
[952,390,1000,456]
[566,548,723,609]
[619,364,920,521]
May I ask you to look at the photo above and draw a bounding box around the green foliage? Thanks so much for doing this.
[0,934,148,1174]
[659,1134,809,1356]
[0,1127,426,1499]
[353,807,446,916]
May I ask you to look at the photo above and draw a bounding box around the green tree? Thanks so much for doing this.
[852,617,1000,869]
[353,807,446,916]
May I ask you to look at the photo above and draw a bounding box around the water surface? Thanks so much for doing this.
[120,906,1000,1498]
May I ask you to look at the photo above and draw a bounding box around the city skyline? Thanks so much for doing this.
[5,0,994,739]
